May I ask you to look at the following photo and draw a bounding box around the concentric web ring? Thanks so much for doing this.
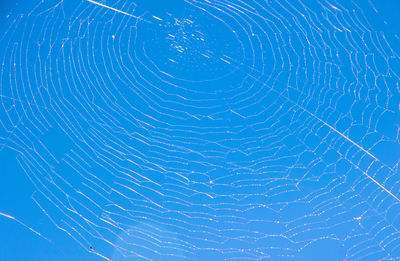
[1,0,400,260]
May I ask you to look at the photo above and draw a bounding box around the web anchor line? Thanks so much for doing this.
[0,212,50,241]
[86,0,151,23]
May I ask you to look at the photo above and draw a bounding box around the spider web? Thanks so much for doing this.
[1,0,400,260]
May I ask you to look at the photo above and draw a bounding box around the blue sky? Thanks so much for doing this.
[1,0,400,260]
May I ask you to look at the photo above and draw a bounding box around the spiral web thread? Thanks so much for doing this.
[1,0,400,260]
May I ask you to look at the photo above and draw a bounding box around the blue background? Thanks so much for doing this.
[1,0,400,260]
